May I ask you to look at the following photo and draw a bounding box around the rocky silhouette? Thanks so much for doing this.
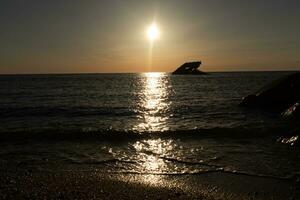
[240,72,300,114]
[172,61,207,75]
[240,72,300,145]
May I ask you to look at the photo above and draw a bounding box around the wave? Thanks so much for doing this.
[0,106,137,118]
[0,126,290,142]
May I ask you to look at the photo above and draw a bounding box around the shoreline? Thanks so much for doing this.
[0,170,298,200]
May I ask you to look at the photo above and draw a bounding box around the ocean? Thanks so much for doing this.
[0,72,299,178]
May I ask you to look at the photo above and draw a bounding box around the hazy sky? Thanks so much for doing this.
[0,0,299,73]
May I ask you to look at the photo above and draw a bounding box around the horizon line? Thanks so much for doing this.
[0,69,299,76]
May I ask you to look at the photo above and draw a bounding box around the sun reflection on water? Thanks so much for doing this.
[134,72,171,132]
[132,139,175,184]
[130,73,174,184]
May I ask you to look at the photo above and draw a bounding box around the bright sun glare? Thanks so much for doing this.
[147,23,159,41]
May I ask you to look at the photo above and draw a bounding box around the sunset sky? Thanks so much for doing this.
[0,0,299,74]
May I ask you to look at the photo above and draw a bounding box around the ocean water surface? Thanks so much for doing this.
[0,72,299,179]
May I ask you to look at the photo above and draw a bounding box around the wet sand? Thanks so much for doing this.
[0,170,298,200]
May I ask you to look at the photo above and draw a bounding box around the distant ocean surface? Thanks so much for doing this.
[0,72,299,178]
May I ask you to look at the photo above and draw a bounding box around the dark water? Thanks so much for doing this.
[0,72,299,178]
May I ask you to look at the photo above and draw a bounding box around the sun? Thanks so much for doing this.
[147,23,159,41]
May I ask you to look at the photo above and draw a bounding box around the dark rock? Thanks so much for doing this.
[172,61,207,75]
[240,72,300,111]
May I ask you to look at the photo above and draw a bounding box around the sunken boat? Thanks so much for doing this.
[172,61,207,75]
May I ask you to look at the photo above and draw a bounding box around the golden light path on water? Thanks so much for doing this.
[106,70,176,185]
[135,72,171,132]
[132,73,175,184]
[132,138,175,184]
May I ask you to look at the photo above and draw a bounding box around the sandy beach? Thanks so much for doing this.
[0,169,298,200]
